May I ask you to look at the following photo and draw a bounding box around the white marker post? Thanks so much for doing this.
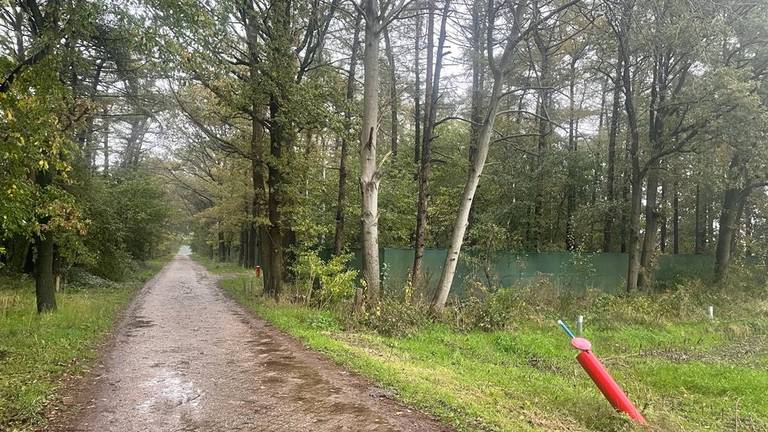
[708,305,714,321]
[576,315,584,336]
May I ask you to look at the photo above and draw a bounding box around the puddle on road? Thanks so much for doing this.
[137,368,203,414]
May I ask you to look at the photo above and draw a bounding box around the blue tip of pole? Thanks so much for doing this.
[557,319,576,339]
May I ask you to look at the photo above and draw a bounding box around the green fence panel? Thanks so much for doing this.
[350,248,720,299]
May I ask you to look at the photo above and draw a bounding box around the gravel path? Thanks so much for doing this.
[63,253,447,432]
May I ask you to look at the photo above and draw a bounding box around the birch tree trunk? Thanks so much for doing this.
[431,0,579,311]
[431,79,504,311]
[432,0,523,312]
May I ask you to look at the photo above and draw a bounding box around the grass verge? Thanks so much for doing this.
[0,258,168,431]
[197,256,768,432]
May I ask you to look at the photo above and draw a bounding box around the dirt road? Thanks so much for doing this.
[63,253,447,432]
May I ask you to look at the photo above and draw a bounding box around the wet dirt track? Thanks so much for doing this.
[64,253,448,432]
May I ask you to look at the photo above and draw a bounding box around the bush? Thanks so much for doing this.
[291,251,358,306]
[359,299,432,336]
[67,172,173,281]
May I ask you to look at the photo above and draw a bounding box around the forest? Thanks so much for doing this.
[167,0,768,308]
[1,0,768,431]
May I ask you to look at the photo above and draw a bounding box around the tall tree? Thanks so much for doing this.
[432,0,580,311]
[333,13,363,255]
[412,0,449,286]
[359,0,383,304]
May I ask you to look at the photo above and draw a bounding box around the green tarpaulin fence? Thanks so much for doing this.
[352,249,721,297]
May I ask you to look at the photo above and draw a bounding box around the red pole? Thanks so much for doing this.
[575,345,646,424]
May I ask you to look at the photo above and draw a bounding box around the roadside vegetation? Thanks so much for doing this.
[0,258,170,431]
[197,256,768,432]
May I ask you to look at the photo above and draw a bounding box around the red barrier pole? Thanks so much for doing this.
[575,349,646,424]
[558,321,645,425]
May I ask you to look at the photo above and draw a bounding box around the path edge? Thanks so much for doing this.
[41,257,176,432]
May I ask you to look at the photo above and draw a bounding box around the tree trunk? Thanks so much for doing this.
[432,0,530,311]
[626,166,642,292]
[744,198,753,256]
[244,0,270,276]
[266,94,287,299]
[616,5,642,292]
[413,13,422,165]
[715,187,741,282]
[383,26,398,156]
[730,194,747,257]
[672,181,679,254]
[564,56,578,250]
[532,30,551,251]
[34,232,56,312]
[103,115,110,176]
[360,0,382,304]
[694,183,705,254]
[659,180,667,253]
[34,169,56,312]
[432,79,504,311]
[706,191,714,250]
[637,58,666,290]
[637,161,660,291]
[218,231,226,261]
[602,55,622,252]
[468,0,484,165]
[239,226,247,266]
[333,13,362,255]
[411,0,438,287]
[466,0,485,232]
[619,136,630,253]
[123,116,149,168]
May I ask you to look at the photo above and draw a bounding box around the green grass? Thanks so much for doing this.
[0,259,168,431]
[202,258,768,432]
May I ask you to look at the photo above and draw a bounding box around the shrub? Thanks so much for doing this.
[292,250,358,306]
[359,299,432,336]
